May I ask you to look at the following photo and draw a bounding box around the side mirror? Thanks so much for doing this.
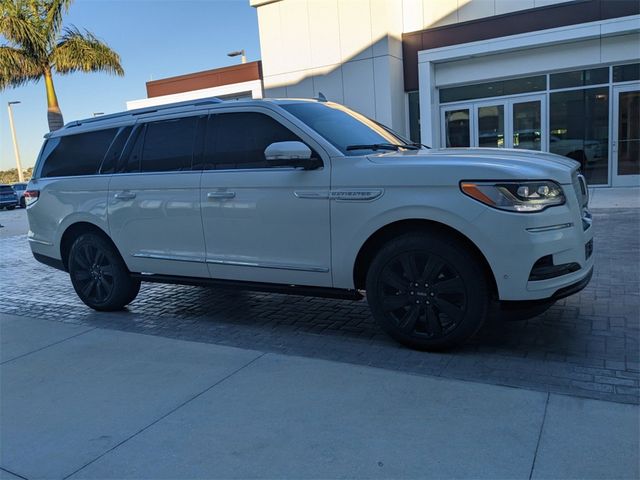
[264,141,321,170]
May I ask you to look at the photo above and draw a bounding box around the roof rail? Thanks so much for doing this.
[64,96,225,129]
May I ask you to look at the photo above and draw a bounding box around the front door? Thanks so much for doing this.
[200,108,332,287]
[612,84,640,187]
[108,112,208,278]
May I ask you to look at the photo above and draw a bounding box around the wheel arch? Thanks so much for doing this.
[352,219,498,296]
[59,222,124,271]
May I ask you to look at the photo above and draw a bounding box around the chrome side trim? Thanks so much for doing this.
[526,223,573,233]
[206,257,329,273]
[132,252,205,263]
[330,189,383,201]
[28,237,54,246]
[294,190,329,199]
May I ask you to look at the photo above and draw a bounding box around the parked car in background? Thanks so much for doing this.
[12,183,28,208]
[0,184,18,210]
[25,97,593,350]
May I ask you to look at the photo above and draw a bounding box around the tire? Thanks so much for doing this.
[68,232,141,311]
[493,300,554,322]
[19,197,25,208]
[6,206,15,210]
[365,232,489,351]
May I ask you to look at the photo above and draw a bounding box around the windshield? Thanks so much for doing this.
[281,102,413,156]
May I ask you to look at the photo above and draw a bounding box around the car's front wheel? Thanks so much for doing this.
[68,233,141,311]
[365,232,489,350]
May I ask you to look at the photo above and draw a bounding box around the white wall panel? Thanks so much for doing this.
[495,0,534,14]
[280,0,312,73]
[307,0,341,68]
[311,66,345,104]
[534,0,575,6]
[423,0,459,28]
[371,0,404,58]
[458,0,495,23]
[435,38,601,87]
[256,2,285,77]
[601,33,640,65]
[342,59,376,119]
[338,0,373,62]
[402,0,424,33]
[285,75,315,98]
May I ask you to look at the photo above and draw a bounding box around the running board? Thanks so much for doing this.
[130,273,364,301]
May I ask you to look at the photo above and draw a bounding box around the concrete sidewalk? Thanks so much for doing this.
[1,314,638,480]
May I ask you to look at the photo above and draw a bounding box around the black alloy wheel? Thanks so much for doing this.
[68,233,140,311]
[366,233,489,350]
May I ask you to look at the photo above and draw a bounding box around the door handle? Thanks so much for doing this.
[114,191,136,200]
[207,191,236,199]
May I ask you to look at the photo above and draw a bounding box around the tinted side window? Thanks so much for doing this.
[205,112,302,170]
[140,117,198,172]
[100,126,133,174]
[40,128,118,178]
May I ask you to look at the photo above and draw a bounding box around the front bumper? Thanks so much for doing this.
[471,183,594,301]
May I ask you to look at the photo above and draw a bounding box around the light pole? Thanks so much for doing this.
[227,49,246,64]
[7,101,24,183]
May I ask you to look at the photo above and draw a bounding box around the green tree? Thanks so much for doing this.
[0,0,123,131]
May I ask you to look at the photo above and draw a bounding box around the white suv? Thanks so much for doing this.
[26,97,593,350]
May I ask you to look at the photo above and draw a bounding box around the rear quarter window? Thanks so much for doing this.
[40,128,119,178]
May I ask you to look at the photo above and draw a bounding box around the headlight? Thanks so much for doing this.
[460,180,565,212]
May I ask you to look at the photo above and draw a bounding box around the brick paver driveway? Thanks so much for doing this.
[1,208,638,404]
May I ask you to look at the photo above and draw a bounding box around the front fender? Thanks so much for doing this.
[330,186,491,289]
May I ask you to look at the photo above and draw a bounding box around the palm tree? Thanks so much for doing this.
[0,0,123,131]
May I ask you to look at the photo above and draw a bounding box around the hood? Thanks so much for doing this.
[367,147,580,184]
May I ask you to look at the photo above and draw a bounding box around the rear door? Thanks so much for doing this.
[108,112,208,277]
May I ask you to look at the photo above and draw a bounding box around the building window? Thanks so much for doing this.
[439,75,546,103]
[550,68,609,89]
[407,91,421,144]
[613,63,640,83]
[550,87,609,185]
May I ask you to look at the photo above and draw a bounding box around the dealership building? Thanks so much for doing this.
[129,0,639,187]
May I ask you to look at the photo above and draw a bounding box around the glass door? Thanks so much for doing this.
[510,95,546,151]
[474,101,506,148]
[441,94,546,150]
[612,84,640,187]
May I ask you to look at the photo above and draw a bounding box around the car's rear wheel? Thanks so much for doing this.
[68,233,140,311]
[365,232,489,350]
[19,197,25,208]
[6,205,15,210]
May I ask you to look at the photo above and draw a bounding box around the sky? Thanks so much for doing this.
[0,0,261,171]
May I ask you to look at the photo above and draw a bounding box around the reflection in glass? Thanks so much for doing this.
[617,91,640,176]
[478,105,504,148]
[513,101,541,151]
[550,88,609,184]
[445,109,470,147]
